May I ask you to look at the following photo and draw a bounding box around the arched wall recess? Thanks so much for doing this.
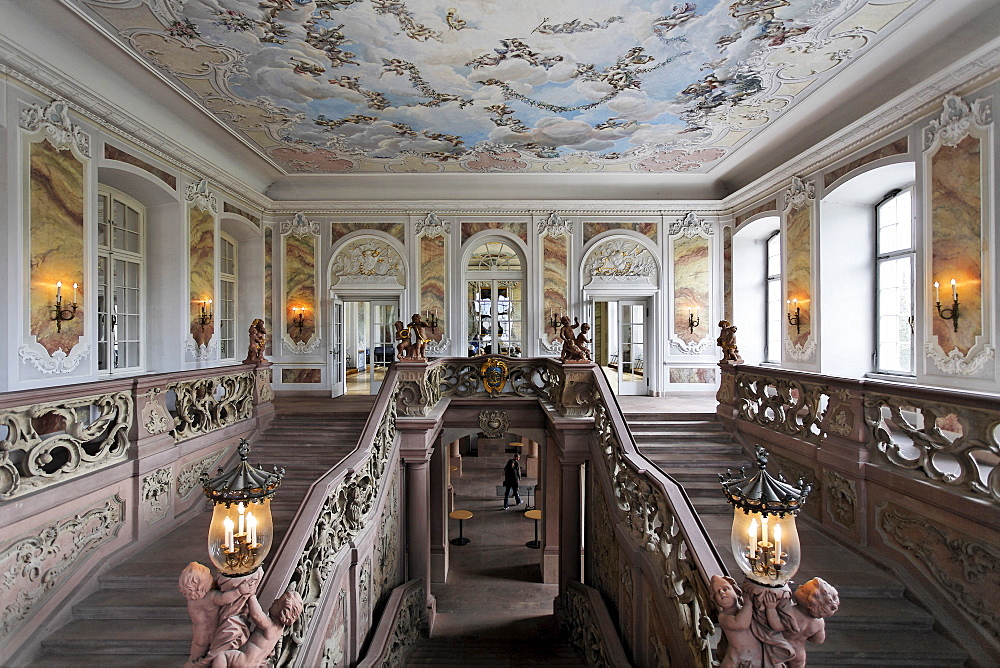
[581,233,660,290]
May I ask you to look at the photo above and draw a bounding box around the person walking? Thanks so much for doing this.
[503,453,522,510]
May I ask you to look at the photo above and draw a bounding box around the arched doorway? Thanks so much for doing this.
[463,238,526,357]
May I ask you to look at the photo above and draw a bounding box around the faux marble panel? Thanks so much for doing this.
[543,234,568,324]
[281,368,322,383]
[931,136,982,354]
[824,137,908,188]
[785,205,812,348]
[285,233,316,344]
[673,235,710,344]
[330,222,405,244]
[723,226,733,322]
[583,222,657,244]
[30,139,85,355]
[104,143,176,189]
[669,368,716,384]
[735,199,777,227]
[420,235,445,342]
[189,206,215,347]
[460,221,527,244]
[223,201,261,227]
[264,226,273,354]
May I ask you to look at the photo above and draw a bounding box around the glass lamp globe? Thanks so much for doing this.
[202,439,284,577]
[720,446,811,586]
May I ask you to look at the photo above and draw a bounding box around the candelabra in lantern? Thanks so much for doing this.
[201,439,284,577]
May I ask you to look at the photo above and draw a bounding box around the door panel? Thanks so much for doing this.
[330,299,344,398]
[370,300,397,393]
[618,301,647,394]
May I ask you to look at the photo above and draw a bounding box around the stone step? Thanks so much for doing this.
[623,411,715,421]
[645,452,749,467]
[827,596,935,631]
[804,628,965,666]
[628,420,725,432]
[72,589,189,620]
[406,638,584,666]
[636,440,741,454]
[39,619,191,655]
[31,652,190,667]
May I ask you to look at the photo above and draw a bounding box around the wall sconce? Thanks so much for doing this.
[548,311,561,330]
[201,439,284,577]
[687,307,701,333]
[786,299,801,334]
[424,309,439,332]
[933,280,960,332]
[291,306,307,335]
[198,300,213,327]
[52,281,79,332]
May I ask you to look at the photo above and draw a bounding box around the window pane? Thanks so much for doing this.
[877,190,912,254]
[766,233,781,277]
[876,256,913,372]
[766,278,781,362]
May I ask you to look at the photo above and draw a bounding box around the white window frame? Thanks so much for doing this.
[219,233,238,360]
[96,186,145,374]
[765,231,782,363]
[874,187,915,375]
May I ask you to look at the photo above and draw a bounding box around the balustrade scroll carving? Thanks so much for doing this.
[177,448,226,500]
[168,371,255,443]
[734,372,825,442]
[561,582,631,667]
[0,391,132,499]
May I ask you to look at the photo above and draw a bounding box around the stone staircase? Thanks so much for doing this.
[406,634,585,666]
[29,396,375,667]
[624,410,969,667]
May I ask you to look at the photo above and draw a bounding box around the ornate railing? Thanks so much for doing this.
[355,579,424,668]
[167,369,256,442]
[561,581,631,667]
[587,368,725,665]
[0,384,133,500]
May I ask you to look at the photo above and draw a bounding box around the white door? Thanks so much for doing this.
[330,298,344,398]
[617,300,648,395]
[369,300,398,393]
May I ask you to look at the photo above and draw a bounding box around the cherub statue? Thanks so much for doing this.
[717,320,743,364]
[710,575,762,668]
[211,589,304,668]
[781,578,839,667]
[394,320,412,359]
[243,319,267,365]
[574,322,592,361]
[179,562,256,667]
[408,313,430,360]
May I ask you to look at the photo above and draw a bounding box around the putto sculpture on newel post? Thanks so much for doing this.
[557,315,592,362]
[716,446,838,667]
[395,313,436,361]
[242,319,267,365]
[717,319,743,364]
[179,439,288,667]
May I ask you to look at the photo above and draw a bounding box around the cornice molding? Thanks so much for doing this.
[0,37,271,212]
[265,201,716,216]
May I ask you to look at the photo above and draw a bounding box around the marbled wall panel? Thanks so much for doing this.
[735,200,778,227]
[931,136,982,354]
[543,234,568,324]
[420,235,445,342]
[281,368,322,383]
[104,144,176,189]
[285,233,316,344]
[723,226,733,322]
[583,222,658,244]
[264,226,273,354]
[673,235,710,344]
[460,221,527,244]
[331,222,405,244]
[669,368,716,384]
[824,137,908,188]
[189,206,215,347]
[785,206,812,348]
[29,139,85,354]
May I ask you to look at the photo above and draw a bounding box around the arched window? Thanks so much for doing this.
[875,187,914,373]
[466,240,524,357]
[765,231,782,363]
[219,233,237,360]
[97,186,144,373]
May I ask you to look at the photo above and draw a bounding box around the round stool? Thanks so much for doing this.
[449,509,473,546]
[524,509,542,549]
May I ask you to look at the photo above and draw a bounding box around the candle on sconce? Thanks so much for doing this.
[56,281,63,305]
[247,511,257,547]
[951,279,958,301]
[237,502,245,536]
[773,523,782,563]
[934,281,940,302]
[73,283,78,304]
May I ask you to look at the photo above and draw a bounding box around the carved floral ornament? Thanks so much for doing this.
[923,93,992,149]
[18,344,92,375]
[584,237,657,281]
[478,409,510,439]
[415,212,450,238]
[19,98,91,157]
[784,176,815,212]
[185,178,218,213]
[669,211,714,238]
[281,212,321,238]
[785,337,817,361]
[537,212,573,238]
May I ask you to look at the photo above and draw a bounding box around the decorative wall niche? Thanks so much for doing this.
[418,213,448,345]
[540,214,571,352]
[186,178,217,359]
[922,93,995,376]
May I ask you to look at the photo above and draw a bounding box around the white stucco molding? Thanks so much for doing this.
[18,343,91,375]
[923,94,992,149]
[185,178,218,213]
[537,212,573,238]
[280,212,321,238]
[415,212,450,238]
[19,98,91,157]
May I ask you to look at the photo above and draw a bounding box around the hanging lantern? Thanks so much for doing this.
[719,446,811,586]
[201,439,284,577]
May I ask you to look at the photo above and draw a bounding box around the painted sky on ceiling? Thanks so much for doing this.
[79,0,922,173]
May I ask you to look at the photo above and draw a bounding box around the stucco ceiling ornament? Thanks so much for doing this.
[332,239,402,282]
[783,176,815,212]
[923,94,992,149]
[415,212,450,238]
[17,344,91,375]
[19,98,91,157]
[585,238,656,279]
[537,213,573,238]
[669,212,714,238]
[784,337,817,361]
[184,178,218,213]
[924,342,995,376]
[281,212,320,238]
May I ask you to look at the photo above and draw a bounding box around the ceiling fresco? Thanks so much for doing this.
[72,0,927,174]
